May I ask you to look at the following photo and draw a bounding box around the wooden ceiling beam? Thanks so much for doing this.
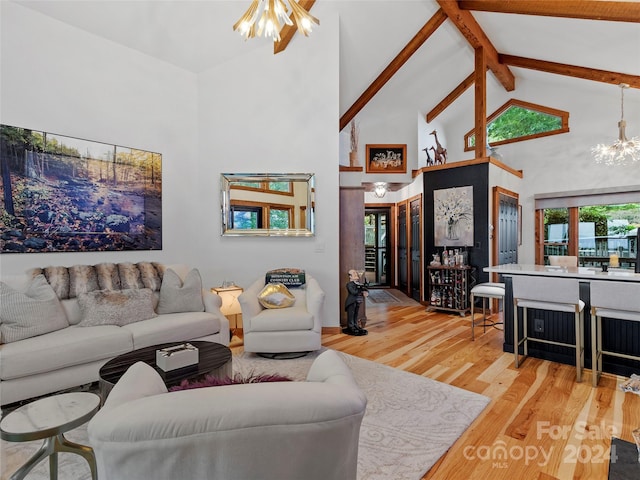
[500,54,640,89]
[339,9,447,131]
[274,0,316,54]
[436,0,515,91]
[474,46,487,159]
[426,72,476,123]
[458,1,640,23]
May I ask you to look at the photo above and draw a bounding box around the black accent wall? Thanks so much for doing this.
[423,163,490,301]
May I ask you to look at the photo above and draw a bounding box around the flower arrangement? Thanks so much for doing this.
[434,187,473,241]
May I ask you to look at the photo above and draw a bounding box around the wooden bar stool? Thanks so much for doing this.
[512,276,585,382]
[470,282,505,340]
[590,280,640,387]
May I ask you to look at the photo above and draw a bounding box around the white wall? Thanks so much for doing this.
[1,3,342,326]
[196,13,341,326]
[0,1,198,273]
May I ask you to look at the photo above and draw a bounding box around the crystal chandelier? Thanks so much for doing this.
[592,83,640,166]
[373,182,387,198]
[233,0,319,42]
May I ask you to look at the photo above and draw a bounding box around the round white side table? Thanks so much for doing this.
[1,391,100,480]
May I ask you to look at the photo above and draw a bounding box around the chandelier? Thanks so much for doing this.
[373,182,387,198]
[592,83,640,166]
[233,0,319,42]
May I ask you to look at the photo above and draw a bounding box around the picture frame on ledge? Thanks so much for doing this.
[365,144,407,174]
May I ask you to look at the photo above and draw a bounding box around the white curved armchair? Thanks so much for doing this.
[239,274,325,355]
[88,350,366,480]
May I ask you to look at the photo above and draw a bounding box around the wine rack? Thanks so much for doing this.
[427,265,474,317]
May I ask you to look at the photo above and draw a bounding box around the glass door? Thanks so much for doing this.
[365,209,390,286]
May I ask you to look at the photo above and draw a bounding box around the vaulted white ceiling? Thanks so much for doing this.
[14,0,640,129]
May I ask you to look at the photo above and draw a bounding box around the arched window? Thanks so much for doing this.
[464,99,569,151]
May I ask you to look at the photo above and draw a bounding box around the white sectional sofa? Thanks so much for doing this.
[88,350,367,480]
[0,262,229,406]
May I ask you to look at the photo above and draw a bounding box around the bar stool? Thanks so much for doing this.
[590,280,640,387]
[512,276,585,382]
[470,282,505,340]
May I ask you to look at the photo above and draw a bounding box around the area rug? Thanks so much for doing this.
[366,288,420,306]
[1,350,489,480]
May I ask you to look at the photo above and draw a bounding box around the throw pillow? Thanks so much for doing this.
[0,275,69,343]
[156,268,205,314]
[77,288,157,327]
[69,265,99,298]
[265,268,306,287]
[258,283,296,309]
[138,262,162,291]
[118,262,144,290]
[42,266,70,299]
[169,372,293,392]
[95,263,121,291]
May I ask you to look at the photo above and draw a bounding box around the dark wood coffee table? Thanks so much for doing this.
[99,341,232,399]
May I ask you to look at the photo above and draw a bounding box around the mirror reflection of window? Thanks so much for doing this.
[268,182,292,193]
[221,173,314,236]
[231,181,293,196]
[234,182,262,189]
[270,208,291,229]
[231,206,262,229]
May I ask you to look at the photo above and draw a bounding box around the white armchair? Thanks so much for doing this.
[239,274,325,355]
[88,350,366,480]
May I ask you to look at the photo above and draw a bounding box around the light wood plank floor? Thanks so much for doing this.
[233,296,640,479]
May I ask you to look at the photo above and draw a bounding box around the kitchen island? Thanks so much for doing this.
[485,264,640,377]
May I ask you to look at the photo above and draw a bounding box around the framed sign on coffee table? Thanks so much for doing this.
[365,144,407,173]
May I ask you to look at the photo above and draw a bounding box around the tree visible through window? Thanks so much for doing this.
[465,99,569,151]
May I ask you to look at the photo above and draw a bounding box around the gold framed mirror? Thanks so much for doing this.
[221,173,315,237]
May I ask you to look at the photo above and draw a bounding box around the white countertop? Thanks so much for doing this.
[484,264,640,282]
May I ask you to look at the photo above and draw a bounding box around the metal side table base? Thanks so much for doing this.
[9,433,97,480]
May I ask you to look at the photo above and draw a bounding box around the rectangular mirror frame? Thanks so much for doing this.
[221,173,315,237]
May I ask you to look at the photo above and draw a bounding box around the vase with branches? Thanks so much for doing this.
[349,120,359,166]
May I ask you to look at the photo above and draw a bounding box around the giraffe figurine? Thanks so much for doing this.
[422,146,433,166]
[430,130,448,164]
[429,146,444,165]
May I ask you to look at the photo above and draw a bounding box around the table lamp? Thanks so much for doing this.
[211,285,243,332]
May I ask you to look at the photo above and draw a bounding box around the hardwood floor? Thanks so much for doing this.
[335,302,640,479]
[237,298,640,480]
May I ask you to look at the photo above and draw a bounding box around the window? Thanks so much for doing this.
[230,202,293,229]
[230,206,262,229]
[269,208,291,229]
[542,208,570,260]
[536,197,639,268]
[231,181,293,196]
[464,99,569,151]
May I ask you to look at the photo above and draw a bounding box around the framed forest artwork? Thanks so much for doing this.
[0,124,162,253]
[365,144,407,174]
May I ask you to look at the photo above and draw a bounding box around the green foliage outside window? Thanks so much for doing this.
[488,107,562,143]
[270,209,290,229]
[466,100,567,149]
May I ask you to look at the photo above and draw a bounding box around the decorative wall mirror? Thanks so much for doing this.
[221,173,315,237]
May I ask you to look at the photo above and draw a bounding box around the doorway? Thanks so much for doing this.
[365,208,391,286]
[492,187,519,272]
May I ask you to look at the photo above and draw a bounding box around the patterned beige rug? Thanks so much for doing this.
[1,350,489,480]
[366,288,421,306]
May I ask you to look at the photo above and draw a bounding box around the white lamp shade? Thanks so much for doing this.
[211,286,243,316]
